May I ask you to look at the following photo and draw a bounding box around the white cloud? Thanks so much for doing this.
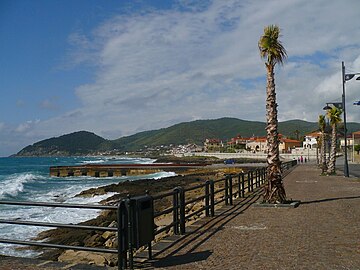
[15,120,40,133]
[72,0,360,125]
[3,0,360,155]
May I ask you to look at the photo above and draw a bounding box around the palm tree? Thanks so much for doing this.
[258,25,287,203]
[293,129,300,140]
[326,107,342,175]
[318,115,327,174]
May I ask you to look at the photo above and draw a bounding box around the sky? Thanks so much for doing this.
[1,0,360,156]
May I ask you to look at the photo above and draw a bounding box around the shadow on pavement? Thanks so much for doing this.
[150,189,262,268]
[301,195,360,205]
[153,250,212,267]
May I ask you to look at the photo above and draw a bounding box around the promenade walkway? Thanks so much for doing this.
[151,164,360,269]
[1,164,359,269]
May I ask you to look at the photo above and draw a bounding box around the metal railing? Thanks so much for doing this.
[0,160,297,269]
[151,159,297,236]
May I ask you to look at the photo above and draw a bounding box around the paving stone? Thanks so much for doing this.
[150,165,360,269]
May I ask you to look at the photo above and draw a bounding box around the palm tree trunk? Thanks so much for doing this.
[263,64,286,203]
[316,139,319,165]
[327,124,337,174]
[318,137,322,167]
[320,132,327,174]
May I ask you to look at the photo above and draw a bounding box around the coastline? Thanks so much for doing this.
[34,155,260,266]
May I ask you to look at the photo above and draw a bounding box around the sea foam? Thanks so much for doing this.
[0,173,44,198]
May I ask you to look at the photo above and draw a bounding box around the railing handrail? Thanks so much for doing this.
[0,219,117,231]
[0,200,117,210]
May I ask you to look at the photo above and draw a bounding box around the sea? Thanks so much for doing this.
[0,156,174,257]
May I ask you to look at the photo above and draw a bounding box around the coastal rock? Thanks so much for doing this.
[83,234,104,247]
[101,231,115,240]
[104,237,117,248]
[108,221,117,228]
[58,250,108,265]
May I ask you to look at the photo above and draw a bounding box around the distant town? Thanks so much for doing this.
[96,131,360,163]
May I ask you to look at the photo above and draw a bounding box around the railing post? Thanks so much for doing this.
[263,168,266,184]
[173,188,179,235]
[145,190,152,260]
[210,180,215,217]
[117,200,127,270]
[178,187,186,234]
[205,181,210,217]
[224,176,229,205]
[264,167,267,184]
[255,170,258,188]
[237,174,241,198]
[251,171,254,192]
[247,171,251,193]
[259,169,261,186]
[228,175,233,205]
[126,197,134,270]
[241,173,245,197]
[265,167,268,183]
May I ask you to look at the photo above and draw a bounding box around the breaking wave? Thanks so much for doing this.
[0,173,45,198]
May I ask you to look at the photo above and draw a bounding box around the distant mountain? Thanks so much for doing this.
[16,131,107,156]
[15,118,360,156]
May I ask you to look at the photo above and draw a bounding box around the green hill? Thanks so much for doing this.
[16,131,107,156]
[112,118,267,150]
[15,118,360,156]
[111,118,324,151]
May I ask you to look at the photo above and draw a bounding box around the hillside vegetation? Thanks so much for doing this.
[17,131,106,156]
[15,117,360,156]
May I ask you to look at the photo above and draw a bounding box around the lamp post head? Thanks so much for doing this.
[345,74,355,81]
[323,102,342,111]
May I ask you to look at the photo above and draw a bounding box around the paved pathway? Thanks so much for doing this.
[151,164,360,270]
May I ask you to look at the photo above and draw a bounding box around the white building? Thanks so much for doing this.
[303,132,320,149]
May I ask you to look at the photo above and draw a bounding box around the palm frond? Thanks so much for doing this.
[318,115,326,132]
[258,24,287,66]
[326,107,342,126]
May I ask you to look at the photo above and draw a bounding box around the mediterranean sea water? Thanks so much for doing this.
[0,156,174,257]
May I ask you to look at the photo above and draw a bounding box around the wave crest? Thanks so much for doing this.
[0,173,43,198]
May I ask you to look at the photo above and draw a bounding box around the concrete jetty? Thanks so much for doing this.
[49,163,208,177]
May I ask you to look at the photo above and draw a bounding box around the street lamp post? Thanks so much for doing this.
[323,62,360,177]
[341,61,360,177]
[342,61,349,177]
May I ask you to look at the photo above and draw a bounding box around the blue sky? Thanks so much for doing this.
[1,0,360,156]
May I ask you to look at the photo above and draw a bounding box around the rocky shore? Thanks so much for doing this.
[34,156,264,266]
